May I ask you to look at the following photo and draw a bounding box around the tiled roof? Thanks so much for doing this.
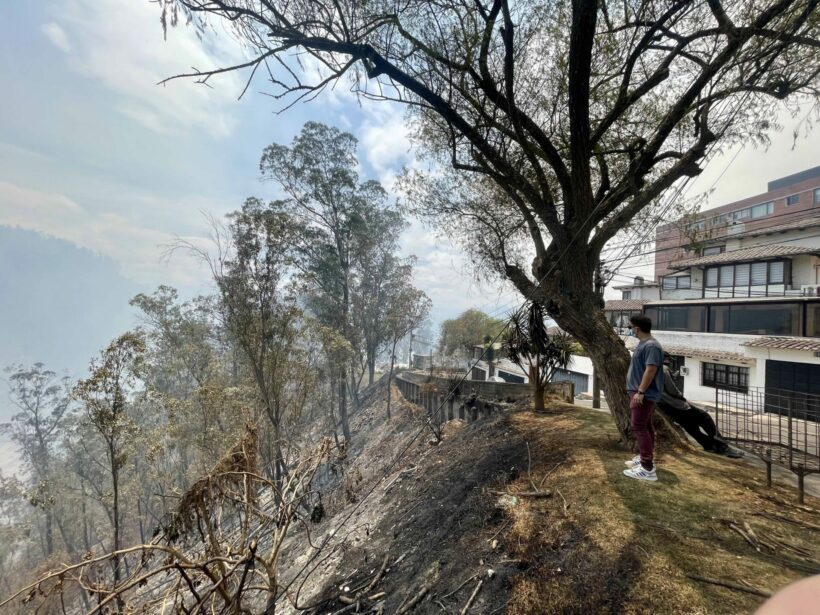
[663,345,752,364]
[671,244,819,269]
[742,336,820,353]
[619,335,752,363]
[604,299,650,311]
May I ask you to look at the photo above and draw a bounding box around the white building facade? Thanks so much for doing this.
[609,166,820,415]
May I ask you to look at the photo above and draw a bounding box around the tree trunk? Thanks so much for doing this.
[553,303,634,441]
[368,357,376,387]
[338,368,351,441]
[511,251,634,441]
[532,358,545,412]
[44,508,54,556]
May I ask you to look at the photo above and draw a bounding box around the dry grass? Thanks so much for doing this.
[500,405,820,615]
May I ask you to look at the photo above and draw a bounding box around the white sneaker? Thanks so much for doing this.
[624,455,641,468]
[623,466,658,482]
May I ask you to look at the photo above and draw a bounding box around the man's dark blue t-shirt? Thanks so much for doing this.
[626,337,664,402]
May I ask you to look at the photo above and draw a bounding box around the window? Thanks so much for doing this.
[622,291,632,300]
[751,202,772,218]
[702,246,724,256]
[769,261,785,284]
[644,305,706,332]
[814,188,820,204]
[662,276,691,290]
[787,194,800,206]
[735,263,750,286]
[751,262,768,285]
[808,303,820,338]
[705,260,788,288]
[702,362,749,393]
[707,302,800,336]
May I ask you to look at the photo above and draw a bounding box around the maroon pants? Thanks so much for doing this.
[629,393,656,470]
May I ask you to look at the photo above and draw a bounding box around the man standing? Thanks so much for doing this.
[623,315,664,482]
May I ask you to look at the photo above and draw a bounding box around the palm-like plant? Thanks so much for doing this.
[505,303,574,412]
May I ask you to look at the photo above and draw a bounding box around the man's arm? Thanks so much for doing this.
[637,365,657,394]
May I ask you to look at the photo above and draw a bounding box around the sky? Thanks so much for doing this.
[0,0,818,442]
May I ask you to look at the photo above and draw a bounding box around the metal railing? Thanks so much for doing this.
[714,386,819,502]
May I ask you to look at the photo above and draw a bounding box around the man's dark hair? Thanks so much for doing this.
[629,314,652,333]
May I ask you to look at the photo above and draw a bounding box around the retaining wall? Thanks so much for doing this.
[393,371,573,426]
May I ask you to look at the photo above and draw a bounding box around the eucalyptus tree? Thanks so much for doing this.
[73,332,146,595]
[2,363,71,557]
[159,0,819,439]
[258,122,399,434]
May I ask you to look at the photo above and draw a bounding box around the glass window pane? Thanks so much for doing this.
[657,306,706,332]
[703,246,723,256]
[735,263,750,286]
[808,304,820,338]
[751,262,767,285]
[751,203,769,218]
[814,188,820,204]
[725,303,800,335]
[706,268,718,287]
[720,265,734,286]
[787,195,799,206]
[767,202,774,215]
[662,277,676,290]
[677,276,691,289]
[709,305,729,333]
[769,261,784,284]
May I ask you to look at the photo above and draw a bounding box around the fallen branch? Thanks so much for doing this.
[538,460,565,490]
[687,575,772,598]
[526,442,538,492]
[487,520,511,543]
[362,553,390,595]
[441,574,478,600]
[556,489,568,516]
[396,585,429,614]
[459,579,483,615]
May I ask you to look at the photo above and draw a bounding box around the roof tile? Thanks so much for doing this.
[742,336,820,353]
[671,244,819,269]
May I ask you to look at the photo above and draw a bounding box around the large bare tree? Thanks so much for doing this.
[159,0,819,439]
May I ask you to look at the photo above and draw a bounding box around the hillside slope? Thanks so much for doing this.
[281,383,819,615]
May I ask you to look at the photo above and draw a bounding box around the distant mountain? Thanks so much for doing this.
[0,226,138,421]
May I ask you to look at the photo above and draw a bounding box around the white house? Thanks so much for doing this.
[612,166,820,415]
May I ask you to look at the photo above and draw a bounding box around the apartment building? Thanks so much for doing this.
[605,166,820,416]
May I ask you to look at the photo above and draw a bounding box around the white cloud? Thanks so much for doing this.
[400,220,520,324]
[47,0,247,138]
[41,22,72,53]
[0,181,211,289]
[360,104,414,187]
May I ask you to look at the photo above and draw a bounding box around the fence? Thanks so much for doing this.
[715,386,820,503]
